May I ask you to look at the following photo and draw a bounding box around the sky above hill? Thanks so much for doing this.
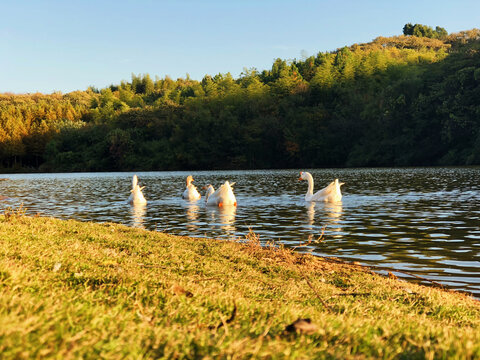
[1,0,479,94]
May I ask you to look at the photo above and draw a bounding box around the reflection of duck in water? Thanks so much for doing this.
[207,205,237,234]
[305,201,315,226]
[130,203,146,228]
[182,175,201,201]
[185,203,200,221]
[204,181,237,207]
[303,199,343,238]
[304,201,342,222]
[218,205,236,226]
[128,175,147,205]
[298,172,343,203]
[324,201,343,220]
[320,201,344,238]
[184,202,200,231]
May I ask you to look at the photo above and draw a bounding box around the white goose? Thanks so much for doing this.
[182,175,201,201]
[128,174,147,205]
[299,171,343,203]
[203,184,215,203]
[204,181,237,207]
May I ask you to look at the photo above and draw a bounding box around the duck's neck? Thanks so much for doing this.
[205,185,214,201]
[305,173,314,195]
[334,179,340,193]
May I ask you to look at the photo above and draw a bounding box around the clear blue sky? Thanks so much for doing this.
[1,0,479,94]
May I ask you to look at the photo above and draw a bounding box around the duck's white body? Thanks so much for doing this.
[203,184,215,203]
[205,181,237,207]
[128,175,147,205]
[182,175,201,201]
[299,171,343,203]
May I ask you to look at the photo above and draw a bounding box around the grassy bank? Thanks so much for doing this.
[0,214,479,359]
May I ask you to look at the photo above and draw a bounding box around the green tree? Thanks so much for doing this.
[403,23,448,39]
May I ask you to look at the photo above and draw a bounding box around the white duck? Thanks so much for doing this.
[299,171,343,203]
[204,181,237,207]
[182,175,201,201]
[203,184,215,203]
[128,174,147,205]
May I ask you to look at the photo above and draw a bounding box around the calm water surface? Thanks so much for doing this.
[1,168,480,297]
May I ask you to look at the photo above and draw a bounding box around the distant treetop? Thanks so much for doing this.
[403,23,448,39]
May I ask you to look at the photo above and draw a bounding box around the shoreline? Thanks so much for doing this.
[1,214,479,358]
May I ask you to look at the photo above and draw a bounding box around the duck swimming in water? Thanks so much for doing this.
[128,174,147,205]
[204,181,237,207]
[298,171,343,203]
[182,175,201,201]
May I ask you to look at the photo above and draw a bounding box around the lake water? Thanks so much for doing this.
[1,168,479,297]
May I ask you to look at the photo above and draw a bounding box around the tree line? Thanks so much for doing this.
[1,25,480,172]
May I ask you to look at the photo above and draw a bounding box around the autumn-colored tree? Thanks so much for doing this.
[2,27,480,171]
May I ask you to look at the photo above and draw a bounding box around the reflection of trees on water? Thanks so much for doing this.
[207,206,236,237]
[130,203,146,229]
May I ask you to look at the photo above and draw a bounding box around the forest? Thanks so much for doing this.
[1,25,479,172]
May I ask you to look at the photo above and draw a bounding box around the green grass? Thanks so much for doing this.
[0,214,479,359]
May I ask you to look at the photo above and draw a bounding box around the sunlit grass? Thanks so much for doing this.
[0,214,479,359]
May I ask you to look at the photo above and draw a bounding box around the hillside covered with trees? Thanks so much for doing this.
[1,25,479,172]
